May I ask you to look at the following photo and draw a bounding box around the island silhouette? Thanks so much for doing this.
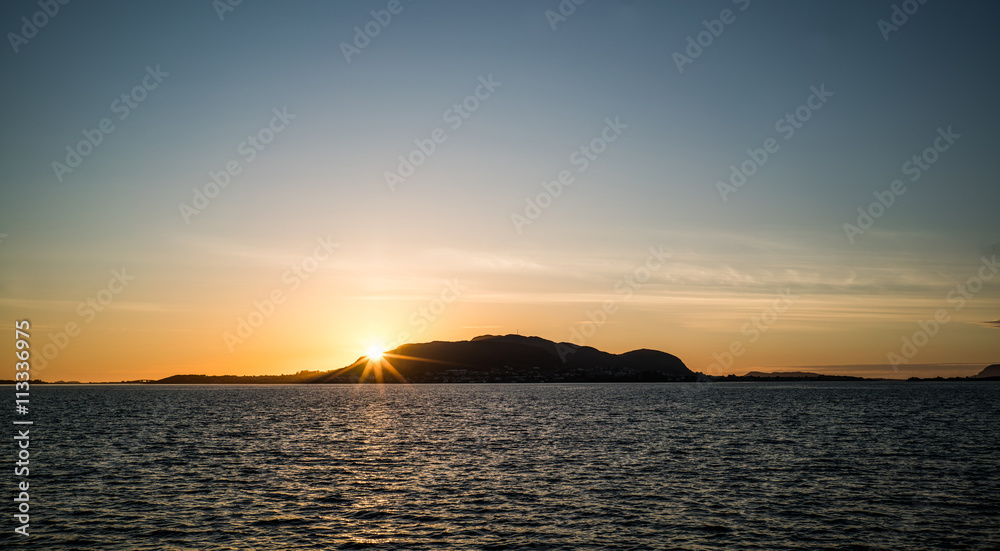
[154,334,696,384]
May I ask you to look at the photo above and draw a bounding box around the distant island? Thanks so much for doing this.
[734,371,866,381]
[907,364,1000,382]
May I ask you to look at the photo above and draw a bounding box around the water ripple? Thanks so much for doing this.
[2,382,997,550]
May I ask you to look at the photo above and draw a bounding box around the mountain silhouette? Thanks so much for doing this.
[974,364,1000,378]
[312,334,694,383]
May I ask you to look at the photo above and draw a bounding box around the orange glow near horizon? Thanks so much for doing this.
[4,286,998,383]
[3,244,997,383]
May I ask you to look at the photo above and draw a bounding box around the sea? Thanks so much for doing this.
[4,382,998,550]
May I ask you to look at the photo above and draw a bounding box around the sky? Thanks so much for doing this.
[1,0,998,382]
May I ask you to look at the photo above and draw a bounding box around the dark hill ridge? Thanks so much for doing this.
[745,371,823,378]
[975,364,1000,378]
[313,334,693,383]
[155,371,325,384]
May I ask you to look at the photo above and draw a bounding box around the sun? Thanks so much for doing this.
[366,346,384,361]
[355,341,407,384]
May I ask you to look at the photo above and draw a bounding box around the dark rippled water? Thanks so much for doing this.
[5,382,999,550]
